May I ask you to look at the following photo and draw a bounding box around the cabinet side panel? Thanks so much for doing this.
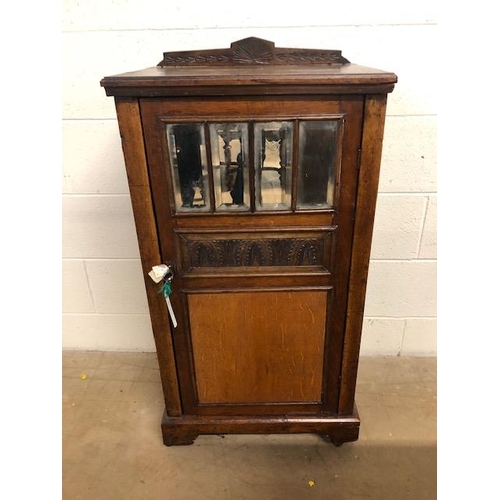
[339,94,388,415]
[114,97,182,416]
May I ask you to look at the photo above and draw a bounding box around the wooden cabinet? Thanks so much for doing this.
[101,37,397,446]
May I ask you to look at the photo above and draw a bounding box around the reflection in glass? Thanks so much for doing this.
[166,123,210,212]
[254,122,293,211]
[297,120,339,209]
[209,123,250,211]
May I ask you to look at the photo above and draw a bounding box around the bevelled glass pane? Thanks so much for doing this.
[209,123,250,211]
[254,122,293,211]
[166,123,210,212]
[297,120,339,209]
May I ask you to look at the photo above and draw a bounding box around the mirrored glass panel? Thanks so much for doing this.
[209,123,250,211]
[297,120,339,209]
[166,123,210,212]
[254,122,293,211]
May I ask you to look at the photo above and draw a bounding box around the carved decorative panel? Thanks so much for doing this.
[177,229,336,271]
[158,37,350,67]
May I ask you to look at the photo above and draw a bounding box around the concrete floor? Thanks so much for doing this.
[63,353,436,500]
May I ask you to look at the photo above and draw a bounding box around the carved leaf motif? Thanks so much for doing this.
[162,54,231,65]
[191,242,222,267]
[188,237,326,268]
[274,52,345,64]
[239,240,274,265]
[288,240,320,265]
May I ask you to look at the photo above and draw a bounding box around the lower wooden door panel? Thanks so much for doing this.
[188,290,327,405]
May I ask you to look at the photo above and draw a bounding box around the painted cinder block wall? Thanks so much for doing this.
[62,2,437,355]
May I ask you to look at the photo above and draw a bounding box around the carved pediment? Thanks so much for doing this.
[158,37,350,67]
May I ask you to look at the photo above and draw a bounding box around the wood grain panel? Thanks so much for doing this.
[188,290,327,404]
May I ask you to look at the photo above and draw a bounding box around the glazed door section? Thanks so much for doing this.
[162,119,342,215]
[140,97,363,416]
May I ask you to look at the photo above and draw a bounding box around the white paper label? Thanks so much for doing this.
[148,264,170,283]
[148,265,177,328]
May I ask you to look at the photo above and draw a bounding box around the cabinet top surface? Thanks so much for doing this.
[101,37,397,96]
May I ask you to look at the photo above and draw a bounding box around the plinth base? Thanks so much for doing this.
[161,406,360,447]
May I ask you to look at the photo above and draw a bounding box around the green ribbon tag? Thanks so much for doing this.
[161,281,172,298]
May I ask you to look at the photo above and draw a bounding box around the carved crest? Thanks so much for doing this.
[158,37,350,67]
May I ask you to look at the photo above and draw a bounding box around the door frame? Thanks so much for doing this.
[139,95,365,416]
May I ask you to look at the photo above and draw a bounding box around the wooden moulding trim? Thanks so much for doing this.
[178,275,332,292]
[338,94,388,416]
[163,413,360,431]
[182,285,333,295]
[103,83,396,97]
[181,268,331,279]
[114,96,182,416]
[172,225,337,234]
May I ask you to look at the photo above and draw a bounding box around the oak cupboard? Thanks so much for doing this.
[101,38,397,446]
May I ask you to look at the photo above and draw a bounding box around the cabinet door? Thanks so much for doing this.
[140,97,363,416]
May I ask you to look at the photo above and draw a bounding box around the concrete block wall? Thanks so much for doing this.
[62,1,437,355]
